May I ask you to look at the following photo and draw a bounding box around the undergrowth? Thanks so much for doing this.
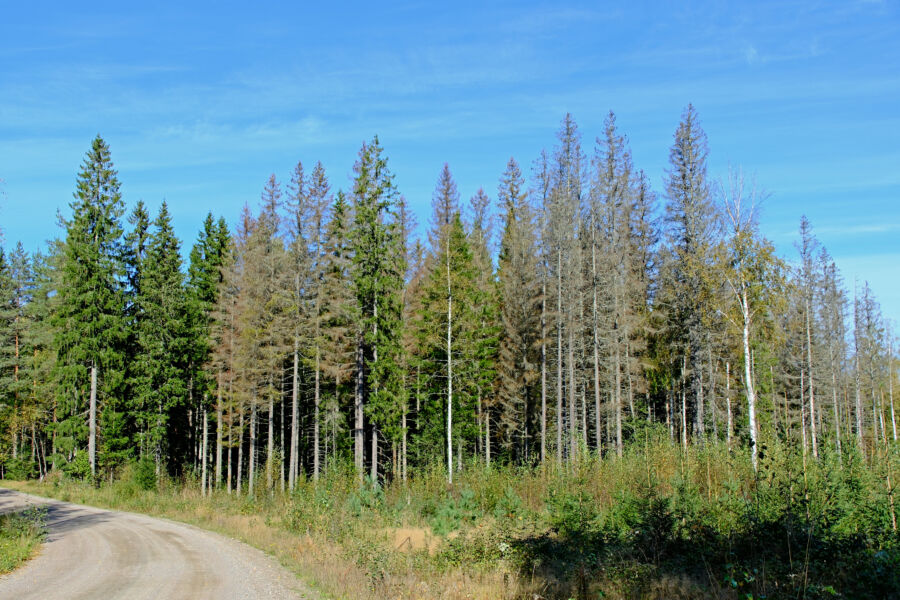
[0,506,46,574]
[4,432,899,599]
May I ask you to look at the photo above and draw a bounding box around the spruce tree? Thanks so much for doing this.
[53,135,128,477]
[134,202,190,473]
[496,158,542,462]
[350,137,404,482]
[662,105,716,445]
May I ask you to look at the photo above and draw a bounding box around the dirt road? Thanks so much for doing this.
[0,488,315,599]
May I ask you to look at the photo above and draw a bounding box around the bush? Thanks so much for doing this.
[3,457,38,480]
[133,457,157,491]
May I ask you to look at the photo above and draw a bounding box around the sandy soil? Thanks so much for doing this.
[0,488,316,599]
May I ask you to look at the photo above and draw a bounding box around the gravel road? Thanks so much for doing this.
[0,488,315,599]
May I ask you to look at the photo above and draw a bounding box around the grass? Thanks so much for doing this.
[4,432,900,599]
[0,506,46,574]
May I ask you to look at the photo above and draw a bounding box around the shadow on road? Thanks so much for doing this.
[0,488,113,539]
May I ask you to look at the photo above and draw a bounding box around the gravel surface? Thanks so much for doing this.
[0,488,316,599]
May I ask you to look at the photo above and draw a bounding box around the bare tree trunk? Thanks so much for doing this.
[267,388,274,491]
[666,391,673,441]
[401,404,408,482]
[237,410,244,494]
[249,400,257,495]
[314,346,321,481]
[447,246,454,484]
[615,332,623,458]
[557,252,563,465]
[485,403,491,468]
[726,362,733,448]
[591,232,602,456]
[201,403,208,497]
[216,380,223,489]
[568,327,577,461]
[708,347,717,440]
[890,334,897,442]
[681,356,688,451]
[855,334,864,453]
[626,338,635,419]
[355,334,364,483]
[541,278,547,464]
[89,364,97,478]
[801,370,809,457]
[280,388,285,492]
[832,358,842,464]
[742,290,759,471]
[227,413,233,494]
[370,427,378,482]
[289,338,299,489]
[806,299,818,458]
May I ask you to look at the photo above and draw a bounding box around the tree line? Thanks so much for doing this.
[0,105,896,491]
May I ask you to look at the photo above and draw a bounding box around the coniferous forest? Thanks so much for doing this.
[2,107,899,599]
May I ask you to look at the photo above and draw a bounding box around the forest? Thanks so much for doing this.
[1,105,898,599]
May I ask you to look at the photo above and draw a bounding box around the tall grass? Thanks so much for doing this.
[0,506,46,574]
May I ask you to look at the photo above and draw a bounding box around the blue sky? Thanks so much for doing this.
[1,1,898,324]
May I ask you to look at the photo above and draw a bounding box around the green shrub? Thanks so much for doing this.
[133,456,157,491]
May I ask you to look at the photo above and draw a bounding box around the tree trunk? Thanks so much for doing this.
[742,289,759,471]
[401,404,408,482]
[249,400,256,495]
[227,412,233,494]
[726,362,732,448]
[591,233,602,456]
[806,299,818,459]
[615,327,623,458]
[568,327,577,461]
[237,410,244,494]
[290,335,300,490]
[89,364,97,478]
[201,403,208,497]
[314,346,321,481]
[267,389,274,491]
[541,278,547,464]
[681,356,688,452]
[556,251,563,465]
[447,253,454,484]
[215,380,223,489]
[355,334,364,483]
[855,333,864,453]
[371,427,378,482]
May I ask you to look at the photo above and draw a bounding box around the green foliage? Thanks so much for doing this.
[0,507,46,574]
[428,488,479,536]
[133,456,157,491]
[61,451,91,480]
[3,457,38,480]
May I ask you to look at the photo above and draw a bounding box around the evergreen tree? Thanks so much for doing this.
[133,202,190,472]
[186,213,230,491]
[496,158,541,462]
[53,135,128,477]
[662,105,716,445]
[350,137,404,482]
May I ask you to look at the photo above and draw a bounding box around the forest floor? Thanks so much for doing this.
[0,488,315,600]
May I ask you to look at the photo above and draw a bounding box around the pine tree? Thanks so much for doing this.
[53,135,128,478]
